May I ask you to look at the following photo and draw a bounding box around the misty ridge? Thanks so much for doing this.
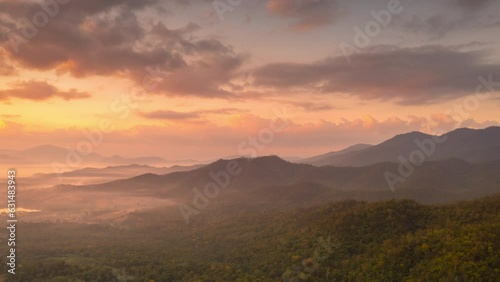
[5,126,499,224]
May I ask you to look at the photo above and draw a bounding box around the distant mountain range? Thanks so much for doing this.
[34,163,203,178]
[22,163,204,188]
[299,126,500,167]
[0,145,194,166]
[20,126,500,222]
[299,144,373,166]
[56,127,500,206]
[63,155,500,207]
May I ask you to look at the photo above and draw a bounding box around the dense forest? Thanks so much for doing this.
[2,195,499,281]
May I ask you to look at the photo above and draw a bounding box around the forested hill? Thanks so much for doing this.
[5,195,499,281]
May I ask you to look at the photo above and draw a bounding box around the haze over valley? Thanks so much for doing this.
[1,0,500,280]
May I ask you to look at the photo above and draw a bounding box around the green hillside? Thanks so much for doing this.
[4,195,499,281]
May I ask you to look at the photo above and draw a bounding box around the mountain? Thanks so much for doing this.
[299,126,500,167]
[2,145,173,166]
[17,127,500,222]
[26,163,204,187]
[61,156,500,205]
[43,163,204,178]
[299,144,373,166]
[20,155,500,223]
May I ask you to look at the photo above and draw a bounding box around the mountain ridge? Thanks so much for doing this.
[62,155,500,206]
[299,126,500,167]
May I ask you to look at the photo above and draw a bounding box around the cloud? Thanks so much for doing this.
[0,51,16,75]
[275,100,335,112]
[460,118,499,128]
[398,0,500,39]
[138,108,244,121]
[0,0,244,98]
[252,45,500,105]
[139,110,201,121]
[0,81,91,101]
[400,15,459,40]
[400,15,500,40]
[152,49,247,98]
[453,0,494,10]
[267,0,343,31]
[0,60,16,76]
[0,0,177,72]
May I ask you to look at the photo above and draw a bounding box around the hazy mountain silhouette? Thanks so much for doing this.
[25,163,204,188]
[34,163,203,178]
[0,145,181,166]
[300,127,500,167]
[65,156,500,207]
[17,126,500,222]
[299,144,373,166]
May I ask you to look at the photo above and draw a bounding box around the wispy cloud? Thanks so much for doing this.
[0,81,91,101]
[397,0,500,39]
[267,0,344,31]
[138,108,244,121]
[252,45,500,105]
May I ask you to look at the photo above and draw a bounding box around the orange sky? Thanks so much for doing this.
[1,0,499,160]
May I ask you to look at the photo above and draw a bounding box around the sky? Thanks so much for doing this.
[0,0,500,161]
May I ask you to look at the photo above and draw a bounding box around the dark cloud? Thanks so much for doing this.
[0,0,244,98]
[398,0,500,39]
[454,0,494,10]
[139,110,200,121]
[144,21,246,98]
[138,108,243,121]
[0,81,91,101]
[267,0,343,31]
[400,15,458,40]
[400,14,500,40]
[252,45,500,105]
[278,100,335,112]
[154,52,246,98]
[0,0,180,74]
